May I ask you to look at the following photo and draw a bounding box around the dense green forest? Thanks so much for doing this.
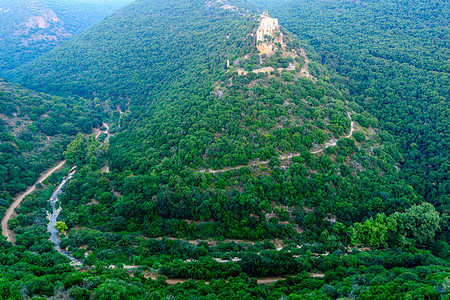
[0,0,133,75]
[0,0,449,298]
[258,0,450,212]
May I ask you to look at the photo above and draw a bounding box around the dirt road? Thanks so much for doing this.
[93,122,110,138]
[2,160,66,243]
[143,273,290,285]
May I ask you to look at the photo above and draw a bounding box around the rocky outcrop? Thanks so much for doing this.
[24,9,60,29]
[18,8,71,45]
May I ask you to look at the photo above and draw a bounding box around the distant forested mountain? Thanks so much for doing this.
[0,0,133,75]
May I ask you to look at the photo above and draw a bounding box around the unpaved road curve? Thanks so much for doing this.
[2,160,66,243]
[290,111,354,156]
[93,122,110,139]
[200,112,354,174]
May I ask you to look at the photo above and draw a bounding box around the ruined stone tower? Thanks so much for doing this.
[256,11,279,42]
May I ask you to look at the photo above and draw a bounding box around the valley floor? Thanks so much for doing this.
[1,160,67,243]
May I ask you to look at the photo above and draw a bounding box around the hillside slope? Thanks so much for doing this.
[36,0,421,255]
[0,79,101,200]
[6,0,442,259]
[8,0,258,108]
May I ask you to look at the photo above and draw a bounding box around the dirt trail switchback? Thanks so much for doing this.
[200,112,354,174]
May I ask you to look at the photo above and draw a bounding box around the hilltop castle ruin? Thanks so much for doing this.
[256,11,279,42]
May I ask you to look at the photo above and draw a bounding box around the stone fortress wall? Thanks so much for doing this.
[256,11,279,42]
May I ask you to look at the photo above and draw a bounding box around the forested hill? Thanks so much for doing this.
[0,0,133,76]
[35,0,433,256]
[5,0,445,256]
[1,0,449,298]
[8,0,257,108]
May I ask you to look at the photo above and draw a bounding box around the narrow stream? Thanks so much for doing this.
[47,166,83,266]
[46,123,111,266]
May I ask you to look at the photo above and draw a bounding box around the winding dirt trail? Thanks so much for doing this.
[103,122,110,135]
[141,273,323,285]
[303,111,353,155]
[200,112,354,174]
[143,274,282,285]
[1,160,66,243]
[93,122,110,139]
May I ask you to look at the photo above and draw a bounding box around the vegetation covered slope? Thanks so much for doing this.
[257,0,450,213]
[7,0,259,108]
[47,0,445,285]
[0,79,102,215]
[0,0,133,75]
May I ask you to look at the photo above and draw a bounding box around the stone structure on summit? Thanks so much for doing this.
[256,11,279,42]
